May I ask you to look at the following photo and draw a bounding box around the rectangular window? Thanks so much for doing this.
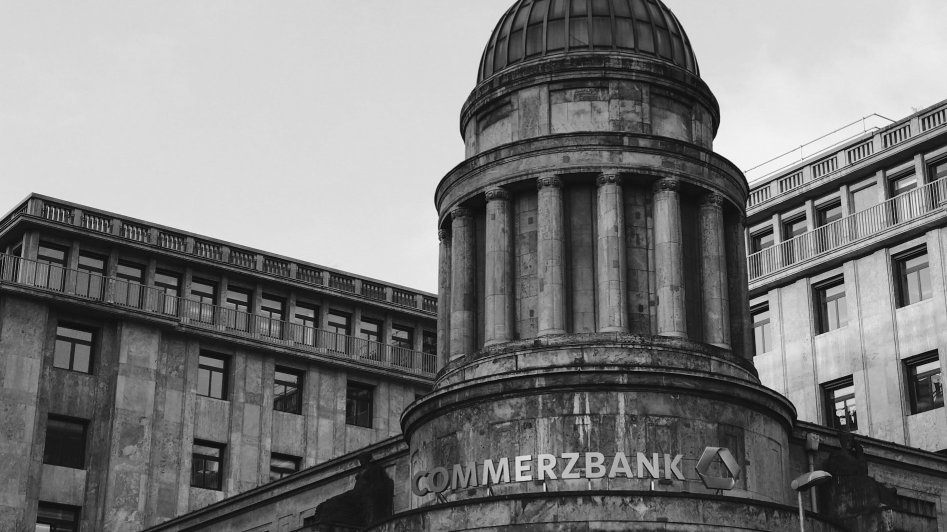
[782,217,807,240]
[43,416,86,469]
[191,441,224,491]
[360,318,381,342]
[260,295,284,338]
[907,353,943,414]
[115,261,145,308]
[54,324,94,374]
[890,173,918,197]
[197,353,228,400]
[824,377,857,431]
[815,278,847,334]
[751,304,772,355]
[346,382,374,428]
[932,160,947,182]
[422,331,437,355]
[36,503,80,532]
[76,252,107,299]
[327,311,351,336]
[750,229,774,253]
[223,287,251,331]
[154,270,180,316]
[360,318,382,360]
[190,279,217,324]
[896,248,932,307]
[269,453,301,482]
[293,303,318,345]
[817,202,843,227]
[37,243,67,291]
[274,368,302,414]
[391,325,414,367]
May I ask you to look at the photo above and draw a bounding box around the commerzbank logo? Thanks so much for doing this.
[412,446,741,497]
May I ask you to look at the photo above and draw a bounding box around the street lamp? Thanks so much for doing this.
[791,471,833,532]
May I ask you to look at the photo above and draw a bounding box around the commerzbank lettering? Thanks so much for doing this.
[412,451,686,497]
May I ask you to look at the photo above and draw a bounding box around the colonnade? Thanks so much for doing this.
[439,172,736,364]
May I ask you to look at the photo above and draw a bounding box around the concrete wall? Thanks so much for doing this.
[755,226,947,452]
[465,80,714,159]
[0,290,430,531]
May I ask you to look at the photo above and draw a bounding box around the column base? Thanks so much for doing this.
[657,331,687,338]
[598,326,629,333]
[538,329,567,337]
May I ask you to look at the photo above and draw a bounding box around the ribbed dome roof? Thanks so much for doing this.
[478,0,698,83]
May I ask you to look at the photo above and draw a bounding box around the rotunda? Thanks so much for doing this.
[377,1,846,530]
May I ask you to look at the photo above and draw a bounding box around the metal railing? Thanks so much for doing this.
[0,254,436,378]
[748,178,947,280]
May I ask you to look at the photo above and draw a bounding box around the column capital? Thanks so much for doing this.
[701,192,726,207]
[485,188,510,202]
[451,208,474,220]
[438,229,450,242]
[596,172,622,187]
[653,178,680,193]
[536,175,563,190]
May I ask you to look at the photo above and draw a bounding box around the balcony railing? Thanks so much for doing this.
[748,178,947,281]
[0,253,436,378]
[2,196,437,315]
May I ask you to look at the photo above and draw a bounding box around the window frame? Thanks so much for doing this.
[269,452,301,482]
[906,352,943,415]
[191,440,225,491]
[751,303,772,355]
[36,502,81,532]
[895,247,932,308]
[43,415,87,470]
[197,353,229,401]
[345,382,374,428]
[327,310,351,336]
[421,331,437,356]
[823,377,858,431]
[749,228,775,254]
[53,323,95,374]
[814,277,847,335]
[273,367,303,415]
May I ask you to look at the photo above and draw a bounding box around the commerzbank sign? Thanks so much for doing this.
[412,446,741,497]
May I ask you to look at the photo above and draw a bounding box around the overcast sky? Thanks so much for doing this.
[2,0,946,293]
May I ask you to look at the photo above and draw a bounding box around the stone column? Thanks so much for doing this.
[726,213,754,360]
[484,188,512,346]
[537,176,567,336]
[596,172,628,333]
[653,178,687,337]
[436,229,452,370]
[699,193,731,348]
[450,208,477,360]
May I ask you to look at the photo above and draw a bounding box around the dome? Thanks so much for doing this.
[478,0,699,83]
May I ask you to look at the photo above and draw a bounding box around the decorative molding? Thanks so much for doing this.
[438,229,450,242]
[485,188,510,202]
[536,175,563,190]
[653,178,680,193]
[701,192,725,207]
[451,208,474,220]
[596,173,623,187]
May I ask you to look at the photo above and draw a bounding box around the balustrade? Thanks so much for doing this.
[748,178,947,280]
[0,253,436,378]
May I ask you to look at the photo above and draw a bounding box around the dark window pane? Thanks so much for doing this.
[54,325,94,374]
[637,22,654,53]
[117,263,144,282]
[43,417,86,469]
[547,19,566,51]
[529,0,548,23]
[818,203,843,226]
[78,253,106,273]
[615,18,635,49]
[550,0,566,18]
[591,17,612,48]
[613,0,631,17]
[346,383,373,428]
[570,0,588,15]
[526,24,544,56]
[569,17,589,48]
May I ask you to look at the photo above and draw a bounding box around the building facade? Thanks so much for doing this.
[747,100,947,453]
[0,194,437,531]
